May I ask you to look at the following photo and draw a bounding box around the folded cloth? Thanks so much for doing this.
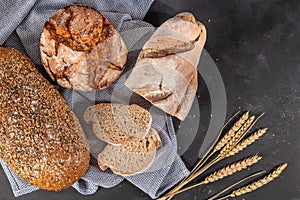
[0,0,190,199]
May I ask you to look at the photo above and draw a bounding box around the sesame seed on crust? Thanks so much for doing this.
[0,47,90,191]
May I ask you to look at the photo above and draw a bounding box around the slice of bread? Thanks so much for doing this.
[98,128,161,176]
[84,103,152,145]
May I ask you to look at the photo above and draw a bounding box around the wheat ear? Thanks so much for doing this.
[159,112,265,200]
[191,111,249,177]
[161,155,262,199]
[190,111,242,175]
[185,114,261,181]
[202,155,262,184]
[213,111,249,152]
[226,128,268,157]
[215,163,288,200]
[220,115,255,156]
[229,163,287,197]
[191,114,263,183]
[185,113,264,184]
[167,111,242,200]
[207,171,266,200]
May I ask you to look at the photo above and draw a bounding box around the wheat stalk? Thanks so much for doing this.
[158,112,269,200]
[202,155,262,184]
[213,163,288,200]
[189,112,249,178]
[207,171,266,200]
[162,111,243,200]
[161,155,262,199]
[189,111,242,175]
[220,115,255,156]
[213,111,249,152]
[190,117,260,181]
[193,112,252,176]
[225,128,268,157]
[229,163,287,197]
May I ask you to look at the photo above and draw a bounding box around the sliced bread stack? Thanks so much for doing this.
[84,103,161,176]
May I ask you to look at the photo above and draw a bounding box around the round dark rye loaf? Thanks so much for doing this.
[0,47,90,191]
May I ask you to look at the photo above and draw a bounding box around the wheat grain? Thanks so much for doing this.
[203,155,262,184]
[187,111,242,178]
[225,128,268,157]
[162,156,262,199]
[208,171,266,200]
[158,111,276,200]
[214,112,249,152]
[229,163,287,197]
[220,115,255,156]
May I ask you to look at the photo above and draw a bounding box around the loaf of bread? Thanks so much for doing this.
[125,12,206,120]
[84,103,152,145]
[0,47,90,191]
[98,128,161,176]
[40,4,127,91]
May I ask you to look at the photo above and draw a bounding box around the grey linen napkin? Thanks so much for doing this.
[0,0,190,199]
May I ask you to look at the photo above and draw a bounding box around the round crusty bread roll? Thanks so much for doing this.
[0,47,90,191]
[40,4,127,91]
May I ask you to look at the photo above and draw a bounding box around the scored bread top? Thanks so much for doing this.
[40,4,128,91]
[125,12,206,121]
[84,103,152,145]
[97,128,161,176]
[0,47,90,191]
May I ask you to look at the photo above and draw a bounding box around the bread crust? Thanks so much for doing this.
[0,47,90,191]
[97,128,161,176]
[40,4,127,91]
[84,103,152,145]
[125,12,206,120]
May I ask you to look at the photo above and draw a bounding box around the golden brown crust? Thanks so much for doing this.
[0,47,90,191]
[40,4,128,91]
[45,5,113,52]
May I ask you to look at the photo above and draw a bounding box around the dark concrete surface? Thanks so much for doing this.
[1,0,299,199]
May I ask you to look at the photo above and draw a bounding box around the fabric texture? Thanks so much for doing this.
[0,0,190,199]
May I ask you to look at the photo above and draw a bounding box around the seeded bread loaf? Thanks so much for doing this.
[125,12,206,120]
[84,103,152,145]
[98,128,161,176]
[40,4,127,91]
[0,47,90,191]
